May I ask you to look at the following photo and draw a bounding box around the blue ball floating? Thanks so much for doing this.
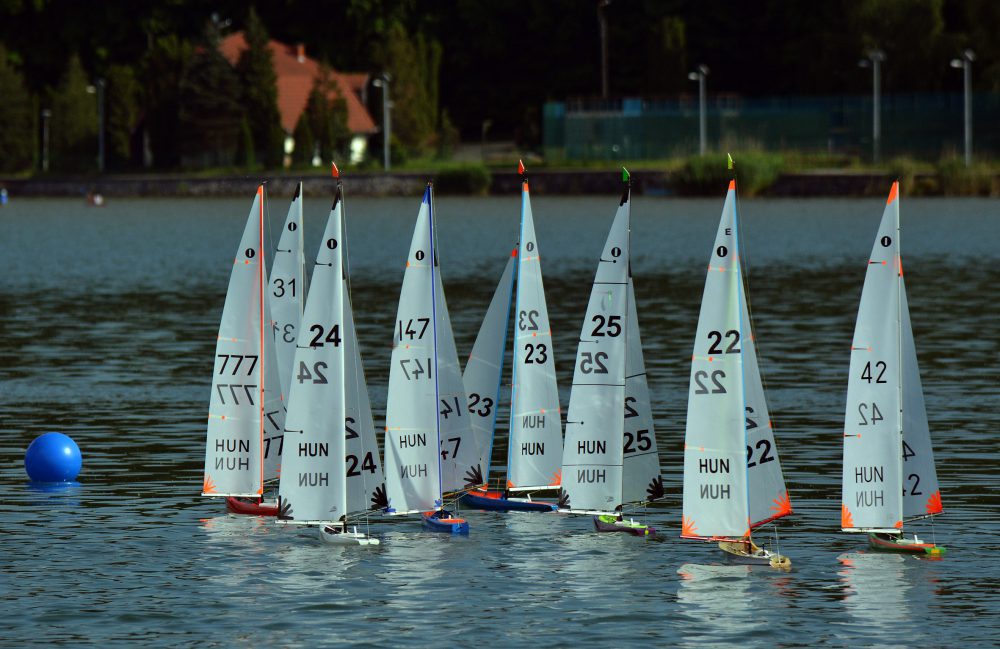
[24,432,82,482]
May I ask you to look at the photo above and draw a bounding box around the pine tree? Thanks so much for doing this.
[49,53,97,172]
[105,64,140,169]
[0,45,35,173]
[178,21,244,168]
[236,7,283,169]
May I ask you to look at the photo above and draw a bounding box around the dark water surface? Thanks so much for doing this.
[1,194,997,647]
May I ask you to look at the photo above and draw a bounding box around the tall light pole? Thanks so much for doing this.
[688,64,709,155]
[598,0,612,99]
[950,49,975,167]
[372,73,392,171]
[41,109,51,173]
[858,50,886,163]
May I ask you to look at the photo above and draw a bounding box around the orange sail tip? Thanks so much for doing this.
[549,470,562,487]
[728,179,736,191]
[894,520,904,529]
[841,503,854,528]
[926,491,943,514]
[887,181,899,205]
[203,474,217,495]
[511,246,518,257]
[518,159,525,175]
[770,491,793,517]
[506,480,515,490]
[331,162,340,178]
[681,516,698,537]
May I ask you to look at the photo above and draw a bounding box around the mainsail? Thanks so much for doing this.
[560,187,630,513]
[269,182,305,403]
[842,182,941,533]
[203,186,286,497]
[460,251,517,490]
[507,172,563,491]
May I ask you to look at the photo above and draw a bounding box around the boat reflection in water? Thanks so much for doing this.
[676,563,763,646]
[837,551,911,641]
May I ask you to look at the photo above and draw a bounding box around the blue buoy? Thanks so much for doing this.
[24,432,82,482]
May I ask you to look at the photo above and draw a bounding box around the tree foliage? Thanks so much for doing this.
[300,67,351,165]
[236,7,283,168]
[178,21,244,168]
[380,22,441,155]
[105,64,140,169]
[0,45,35,173]
[49,53,97,172]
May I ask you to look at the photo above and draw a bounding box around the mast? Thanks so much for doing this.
[258,183,266,493]
[428,182,444,508]
[731,162,752,539]
[895,182,904,533]
[506,160,526,487]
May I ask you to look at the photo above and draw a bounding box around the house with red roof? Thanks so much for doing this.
[220,32,378,164]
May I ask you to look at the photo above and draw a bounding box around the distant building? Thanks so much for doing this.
[220,32,378,164]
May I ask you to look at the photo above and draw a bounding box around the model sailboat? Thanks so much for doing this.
[558,170,663,536]
[203,185,286,509]
[841,182,944,556]
[681,171,792,567]
[383,183,470,533]
[226,184,305,516]
[275,167,384,545]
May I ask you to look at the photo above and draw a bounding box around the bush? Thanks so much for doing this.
[935,157,997,196]
[672,152,784,196]
[434,164,492,195]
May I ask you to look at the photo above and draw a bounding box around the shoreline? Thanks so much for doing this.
[0,169,993,198]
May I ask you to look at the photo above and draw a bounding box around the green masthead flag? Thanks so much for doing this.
[622,167,630,183]
[727,153,734,170]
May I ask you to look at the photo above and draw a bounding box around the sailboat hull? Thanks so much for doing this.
[718,541,792,569]
[319,525,380,546]
[460,490,556,512]
[868,533,945,555]
[421,512,470,534]
[225,497,279,516]
[593,515,656,537]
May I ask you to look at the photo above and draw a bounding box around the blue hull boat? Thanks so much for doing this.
[421,511,470,534]
[459,490,557,512]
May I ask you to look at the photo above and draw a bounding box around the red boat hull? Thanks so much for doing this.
[225,497,279,516]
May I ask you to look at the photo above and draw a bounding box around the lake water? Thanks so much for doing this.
[1,192,997,647]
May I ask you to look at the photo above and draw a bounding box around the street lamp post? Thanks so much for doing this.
[688,64,709,155]
[372,74,392,171]
[950,49,975,167]
[858,50,886,163]
[41,109,52,173]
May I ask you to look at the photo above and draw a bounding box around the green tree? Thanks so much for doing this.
[178,22,244,168]
[380,22,440,156]
[236,7,284,168]
[49,53,97,172]
[0,45,35,173]
[301,67,350,165]
[105,64,140,169]
[141,34,193,169]
[291,113,315,166]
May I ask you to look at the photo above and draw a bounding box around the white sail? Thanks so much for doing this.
[507,178,563,491]
[842,183,941,531]
[269,182,305,403]
[203,186,285,497]
[682,180,749,540]
[741,273,791,528]
[560,191,630,513]
[433,265,475,495]
[621,277,664,505]
[899,286,942,520]
[277,195,347,524]
[841,184,905,533]
[343,285,387,514]
[384,186,445,514]
[460,251,517,489]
